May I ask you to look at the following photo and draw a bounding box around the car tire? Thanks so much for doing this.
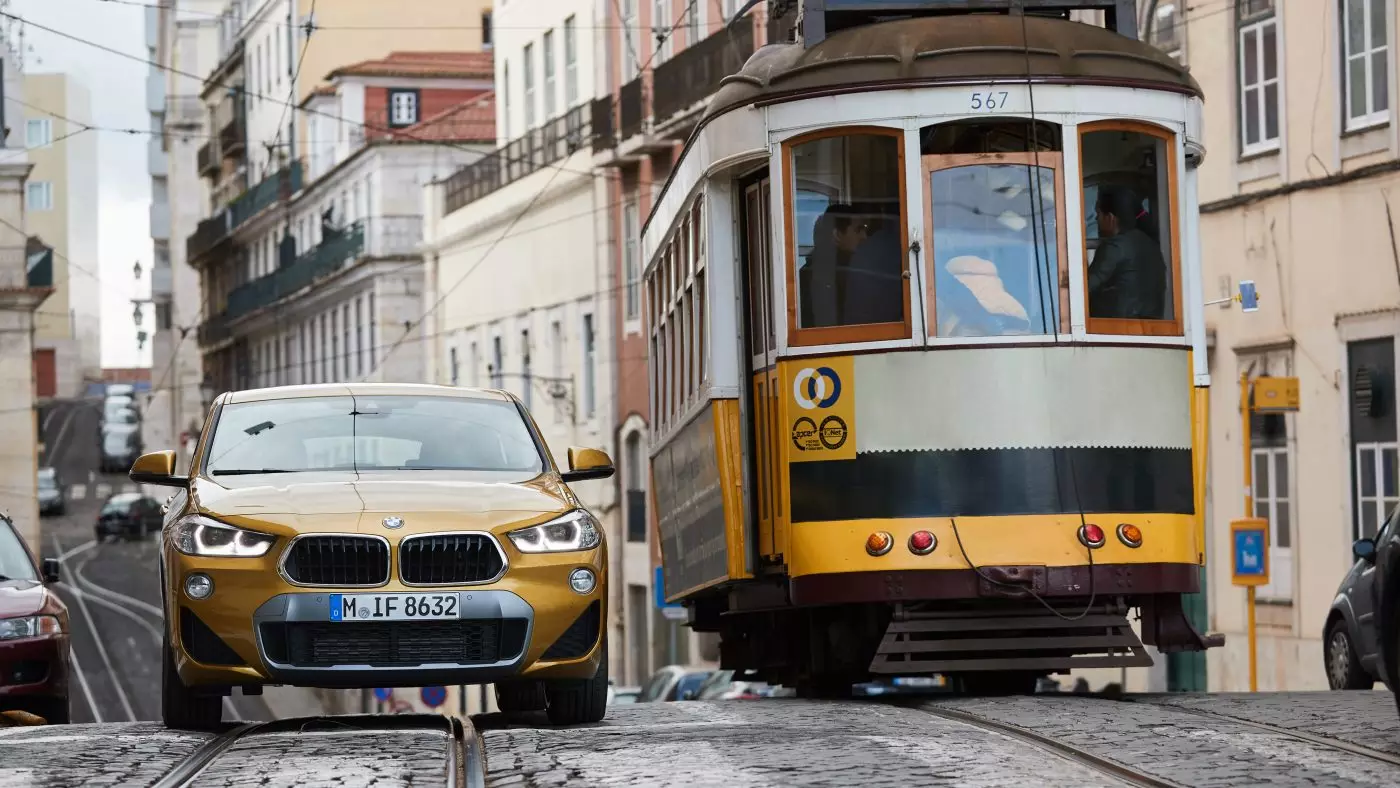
[1326,619,1373,690]
[32,695,70,724]
[543,640,608,726]
[495,679,547,713]
[161,630,222,730]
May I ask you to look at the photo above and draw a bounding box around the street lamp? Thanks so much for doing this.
[133,259,142,281]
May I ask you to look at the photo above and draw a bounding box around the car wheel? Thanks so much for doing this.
[161,629,222,730]
[32,695,70,724]
[495,679,547,713]
[1326,619,1373,690]
[543,640,608,726]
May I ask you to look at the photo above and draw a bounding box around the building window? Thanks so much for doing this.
[25,119,51,148]
[354,296,364,376]
[684,0,700,46]
[1238,0,1280,155]
[450,346,460,385]
[543,29,557,120]
[564,16,578,109]
[342,304,351,380]
[523,43,536,130]
[469,340,480,387]
[1349,336,1398,539]
[482,10,493,48]
[654,0,672,63]
[551,319,564,422]
[622,0,640,80]
[503,61,511,140]
[624,201,640,321]
[1149,2,1182,62]
[330,310,340,382]
[1343,0,1390,130]
[25,181,52,211]
[582,313,596,417]
[367,292,376,373]
[491,334,504,387]
[626,432,646,542]
[388,89,420,127]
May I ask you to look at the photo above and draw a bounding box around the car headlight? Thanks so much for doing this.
[173,514,277,558]
[0,615,61,640]
[508,509,601,553]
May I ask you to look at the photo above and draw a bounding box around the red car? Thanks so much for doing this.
[0,514,69,724]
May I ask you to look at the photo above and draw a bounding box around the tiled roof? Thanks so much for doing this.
[393,92,496,143]
[327,51,493,81]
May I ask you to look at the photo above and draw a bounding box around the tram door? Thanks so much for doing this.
[740,173,785,562]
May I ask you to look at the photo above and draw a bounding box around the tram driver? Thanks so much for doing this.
[1082,184,1167,320]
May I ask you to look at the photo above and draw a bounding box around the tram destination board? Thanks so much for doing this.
[652,405,729,600]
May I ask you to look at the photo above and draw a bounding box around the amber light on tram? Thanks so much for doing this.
[866,532,893,556]
[1078,524,1106,549]
[909,531,937,555]
[1117,523,1143,548]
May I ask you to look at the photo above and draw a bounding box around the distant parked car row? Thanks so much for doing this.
[99,383,142,474]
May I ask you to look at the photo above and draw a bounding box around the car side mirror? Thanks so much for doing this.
[1354,538,1377,562]
[129,450,188,487]
[561,447,615,482]
[42,558,59,583]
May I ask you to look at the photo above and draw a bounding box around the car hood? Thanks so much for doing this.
[189,472,578,535]
[0,580,49,618]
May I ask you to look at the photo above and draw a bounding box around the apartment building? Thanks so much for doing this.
[1151,0,1400,691]
[592,0,766,680]
[187,0,492,394]
[21,73,100,399]
[419,0,634,691]
[0,40,55,556]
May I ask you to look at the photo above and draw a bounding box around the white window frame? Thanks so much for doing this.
[1343,0,1391,131]
[523,43,537,131]
[543,29,557,121]
[622,0,640,80]
[624,201,640,323]
[654,0,672,64]
[1356,442,1400,539]
[1251,445,1294,601]
[582,312,597,418]
[25,181,52,211]
[564,16,578,110]
[390,91,418,126]
[25,118,51,148]
[1238,7,1281,156]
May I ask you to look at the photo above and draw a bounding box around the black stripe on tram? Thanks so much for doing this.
[788,447,1194,523]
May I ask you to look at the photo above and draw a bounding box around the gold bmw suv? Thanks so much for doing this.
[130,383,613,730]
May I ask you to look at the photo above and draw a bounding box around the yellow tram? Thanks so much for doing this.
[642,0,1220,695]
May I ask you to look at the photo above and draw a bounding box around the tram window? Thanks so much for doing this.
[920,118,1061,155]
[1079,123,1180,334]
[925,159,1063,338]
[787,130,907,339]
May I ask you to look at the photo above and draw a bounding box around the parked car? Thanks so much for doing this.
[129,383,615,730]
[607,682,641,705]
[637,665,714,702]
[0,514,70,723]
[95,492,165,542]
[105,383,135,398]
[37,468,64,517]
[694,669,773,700]
[101,425,141,473]
[1360,504,1400,716]
[100,395,136,434]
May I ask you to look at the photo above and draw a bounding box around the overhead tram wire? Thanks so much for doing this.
[370,0,706,377]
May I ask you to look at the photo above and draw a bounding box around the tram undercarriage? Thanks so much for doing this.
[699,588,1224,697]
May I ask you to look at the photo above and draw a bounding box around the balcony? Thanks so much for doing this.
[186,211,232,264]
[198,141,219,176]
[590,96,614,153]
[147,72,166,114]
[223,220,365,321]
[215,94,245,156]
[211,167,248,211]
[652,23,756,129]
[619,78,645,140]
[198,311,232,346]
[228,160,302,229]
[150,202,171,241]
[148,135,167,177]
[151,262,172,297]
[442,105,591,216]
[165,95,204,127]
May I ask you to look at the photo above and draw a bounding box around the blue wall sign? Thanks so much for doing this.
[373,688,393,702]
[420,686,447,708]
[1230,518,1269,586]
[654,565,681,609]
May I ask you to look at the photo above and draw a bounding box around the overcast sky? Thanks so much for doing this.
[13,0,152,370]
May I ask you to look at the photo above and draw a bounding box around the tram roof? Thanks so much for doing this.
[702,14,1201,126]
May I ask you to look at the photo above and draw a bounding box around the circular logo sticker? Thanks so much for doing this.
[790,417,819,451]
[382,516,404,529]
[792,366,842,410]
[819,415,849,451]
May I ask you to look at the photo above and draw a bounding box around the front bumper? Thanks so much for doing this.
[0,634,69,702]
[169,543,606,689]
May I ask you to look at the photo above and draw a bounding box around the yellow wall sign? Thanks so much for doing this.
[784,356,856,463]
[1253,376,1300,412]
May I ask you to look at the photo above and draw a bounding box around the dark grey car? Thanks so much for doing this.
[1326,506,1399,689]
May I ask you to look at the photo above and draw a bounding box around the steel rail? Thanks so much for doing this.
[152,720,270,788]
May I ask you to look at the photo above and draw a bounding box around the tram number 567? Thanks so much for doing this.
[969,91,1011,111]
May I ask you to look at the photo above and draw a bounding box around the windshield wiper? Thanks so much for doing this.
[210,468,296,476]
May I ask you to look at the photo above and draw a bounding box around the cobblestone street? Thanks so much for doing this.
[4,692,1400,787]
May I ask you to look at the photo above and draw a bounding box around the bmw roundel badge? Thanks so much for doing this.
[382,516,404,529]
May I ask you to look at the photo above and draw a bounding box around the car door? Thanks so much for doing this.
[1353,509,1398,670]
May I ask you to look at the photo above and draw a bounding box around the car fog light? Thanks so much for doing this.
[185,573,214,600]
[569,568,597,595]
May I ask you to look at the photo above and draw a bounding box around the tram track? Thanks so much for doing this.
[913,704,1188,788]
[149,714,484,788]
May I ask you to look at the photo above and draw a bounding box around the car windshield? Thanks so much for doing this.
[102,494,140,515]
[0,523,37,581]
[675,672,711,699]
[203,395,544,476]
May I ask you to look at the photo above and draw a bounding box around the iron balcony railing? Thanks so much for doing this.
[619,77,645,140]
[223,220,365,320]
[652,23,756,123]
[442,104,591,216]
[198,311,233,346]
[198,141,219,176]
[217,94,246,155]
[590,95,615,153]
[228,160,302,229]
[186,211,233,263]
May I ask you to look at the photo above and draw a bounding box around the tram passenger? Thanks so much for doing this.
[801,204,866,327]
[841,209,905,326]
[1085,185,1167,319]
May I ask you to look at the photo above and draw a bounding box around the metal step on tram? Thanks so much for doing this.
[868,600,1154,677]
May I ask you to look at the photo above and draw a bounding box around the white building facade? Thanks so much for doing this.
[421,0,653,687]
